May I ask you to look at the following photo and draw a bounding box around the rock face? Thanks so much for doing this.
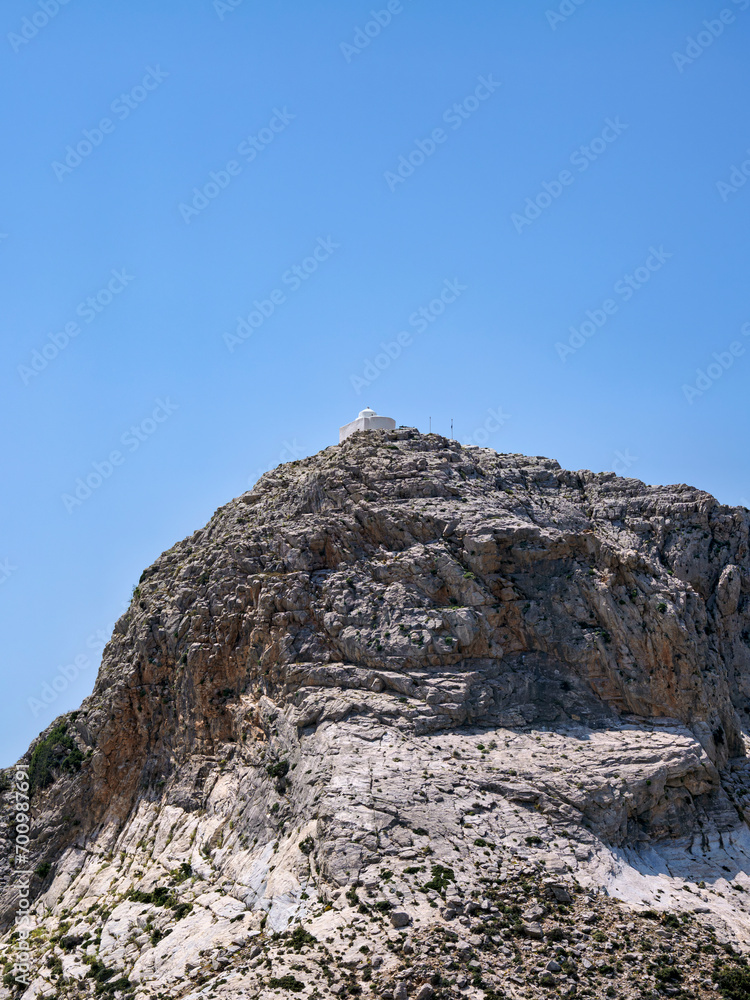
[2,429,750,999]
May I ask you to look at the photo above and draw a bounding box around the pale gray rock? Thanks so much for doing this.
[523,921,544,939]
[718,563,742,616]
[544,880,574,903]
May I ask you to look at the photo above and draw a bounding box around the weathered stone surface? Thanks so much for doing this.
[544,880,573,903]
[1,429,749,998]
[415,984,434,1000]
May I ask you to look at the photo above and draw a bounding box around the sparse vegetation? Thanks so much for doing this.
[28,721,83,792]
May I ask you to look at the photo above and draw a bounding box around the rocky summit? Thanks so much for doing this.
[3,428,750,1000]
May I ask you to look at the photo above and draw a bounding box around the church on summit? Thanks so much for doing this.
[339,407,395,443]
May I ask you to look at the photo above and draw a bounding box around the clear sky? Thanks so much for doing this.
[1,0,749,764]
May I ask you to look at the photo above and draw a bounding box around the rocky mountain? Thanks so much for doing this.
[2,427,750,1000]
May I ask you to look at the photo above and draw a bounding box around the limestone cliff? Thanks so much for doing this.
[2,429,750,1000]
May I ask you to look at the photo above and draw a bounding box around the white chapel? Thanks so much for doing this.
[339,407,396,443]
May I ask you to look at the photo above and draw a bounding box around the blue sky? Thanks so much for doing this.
[1,0,749,764]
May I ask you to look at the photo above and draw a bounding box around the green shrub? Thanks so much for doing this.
[171,862,192,884]
[288,926,317,951]
[86,959,131,995]
[127,886,179,908]
[98,976,132,995]
[268,974,304,992]
[653,962,682,985]
[422,864,456,895]
[60,934,85,951]
[46,955,63,977]
[126,885,193,920]
[29,722,83,792]
[714,965,750,1000]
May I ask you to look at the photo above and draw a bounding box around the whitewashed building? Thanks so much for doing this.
[339,407,396,443]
